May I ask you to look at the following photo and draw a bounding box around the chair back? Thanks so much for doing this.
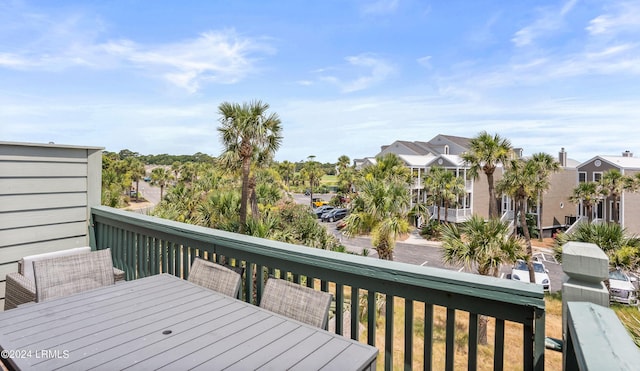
[188,258,242,298]
[260,278,333,329]
[33,248,116,302]
[21,247,92,283]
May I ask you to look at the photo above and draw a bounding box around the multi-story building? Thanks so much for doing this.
[360,135,581,237]
[575,151,640,235]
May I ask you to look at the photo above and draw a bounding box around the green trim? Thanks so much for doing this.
[91,205,546,369]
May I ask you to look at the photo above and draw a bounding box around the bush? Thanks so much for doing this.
[420,219,442,240]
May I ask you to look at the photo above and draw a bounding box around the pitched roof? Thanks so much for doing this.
[597,155,640,170]
[395,140,432,155]
[437,134,471,148]
[397,154,434,167]
[425,154,466,167]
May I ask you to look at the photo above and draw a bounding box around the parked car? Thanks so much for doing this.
[311,197,327,208]
[313,205,334,218]
[608,268,638,305]
[511,259,550,291]
[321,208,348,222]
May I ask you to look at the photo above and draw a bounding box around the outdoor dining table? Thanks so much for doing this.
[0,273,378,370]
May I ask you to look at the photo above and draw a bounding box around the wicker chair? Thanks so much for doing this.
[32,248,118,303]
[260,277,333,329]
[4,247,125,310]
[187,258,243,298]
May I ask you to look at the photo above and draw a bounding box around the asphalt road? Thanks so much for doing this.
[137,181,161,205]
[293,192,564,293]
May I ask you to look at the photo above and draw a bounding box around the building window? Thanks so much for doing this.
[593,172,602,182]
[578,172,586,183]
[444,145,449,155]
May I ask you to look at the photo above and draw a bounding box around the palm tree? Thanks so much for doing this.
[569,182,599,222]
[151,167,172,200]
[179,162,197,184]
[127,158,146,202]
[529,153,560,240]
[363,153,411,183]
[336,155,351,173]
[171,161,181,180]
[336,154,356,195]
[424,166,464,223]
[461,131,512,218]
[598,169,630,224]
[554,222,640,271]
[337,165,357,194]
[408,201,430,228]
[277,160,296,188]
[441,171,466,223]
[218,100,283,233]
[497,158,542,283]
[342,176,411,260]
[424,166,446,223]
[301,156,325,206]
[441,215,523,344]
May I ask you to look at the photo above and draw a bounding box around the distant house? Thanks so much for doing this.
[575,151,640,235]
[364,134,489,222]
[362,135,580,237]
[377,134,470,157]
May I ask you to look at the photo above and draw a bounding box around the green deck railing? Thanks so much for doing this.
[565,302,640,370]
[91,206,545,370]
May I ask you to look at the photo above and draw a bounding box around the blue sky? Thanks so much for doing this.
[1,0,639,163]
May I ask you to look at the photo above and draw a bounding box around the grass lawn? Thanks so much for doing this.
[362,294,564,370]
[360,292,640,370]
[321,174,338,187]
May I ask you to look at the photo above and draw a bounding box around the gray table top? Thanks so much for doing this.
[0,274,378,370]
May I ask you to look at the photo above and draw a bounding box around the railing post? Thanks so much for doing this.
[561,241,609,370]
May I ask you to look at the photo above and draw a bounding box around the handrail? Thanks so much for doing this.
[564,216,587,235]
[565,302,640,370]
[91,205,545,370]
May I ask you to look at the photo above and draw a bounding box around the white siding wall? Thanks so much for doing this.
[0,142,103,309]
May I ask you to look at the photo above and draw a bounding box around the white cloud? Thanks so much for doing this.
[0,7,274,93]
[0,53,32,69]
[512,0,577,47]
[587,1,640,36]
[319,54,395,93]
[417,56,432,69]
[108,31,274,92]
[360,0,399,15]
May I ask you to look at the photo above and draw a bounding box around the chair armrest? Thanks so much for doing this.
[4,272,36,310]
[113,267,126,282]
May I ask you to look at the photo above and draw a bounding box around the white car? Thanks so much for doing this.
[511,259,550,291]
[608,268,638,305]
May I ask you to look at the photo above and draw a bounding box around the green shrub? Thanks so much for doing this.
[420,219,442,240]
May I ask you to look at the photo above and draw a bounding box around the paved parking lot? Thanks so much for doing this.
[295,192,564,292]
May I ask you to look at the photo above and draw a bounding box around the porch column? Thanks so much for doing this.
[561,241,609,369]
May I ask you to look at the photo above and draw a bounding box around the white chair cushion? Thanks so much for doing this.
[21,247,92,283]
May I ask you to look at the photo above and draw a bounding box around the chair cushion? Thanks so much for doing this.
[21,247,92,283]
